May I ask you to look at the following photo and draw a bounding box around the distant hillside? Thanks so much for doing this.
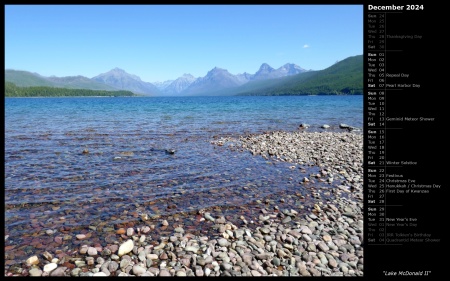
[5,82,136,97]
[5,69,118,91]
[5,70,55,87]
[45,75,118,90]
[236,55,363,95]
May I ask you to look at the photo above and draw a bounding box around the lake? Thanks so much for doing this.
[4,95,362,264]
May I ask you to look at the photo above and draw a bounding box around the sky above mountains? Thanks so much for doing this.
[5,5,363,82]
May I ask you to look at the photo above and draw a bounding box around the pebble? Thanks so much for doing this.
[7,131,364,278]
[218,238,229,247]
[43,263,57,272]
[118,239,134,256]
[282,216,291,223]
[195,267,204,276]
[159,269,171,276]
[88,247,98,256]
[132,265,146,276]
[205,267,211,277]
[29,268,43,276]
[76,234,86,240]
[26,255,39,265]
[204,213,215,222]
[50,267,67,276]
[147,254,158,260]
[126,228,134,236]
[185,246,199,253]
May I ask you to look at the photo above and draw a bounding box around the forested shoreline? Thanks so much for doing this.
[5,82,136,97]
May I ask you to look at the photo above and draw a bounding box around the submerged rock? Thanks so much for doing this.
[165,149,176,154]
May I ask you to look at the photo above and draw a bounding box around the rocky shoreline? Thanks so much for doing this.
[6,130,363,277]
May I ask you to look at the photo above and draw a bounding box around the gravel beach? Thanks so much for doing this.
[5,130,363,277]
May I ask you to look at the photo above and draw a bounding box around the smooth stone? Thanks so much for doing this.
[118,239,134,256]
[43,263,58,272]
[256,253,272,260]
[307,242,316,252]
[120,259,130,269]
[109,245,119,253]
[273,257,281,266]
[159,252,168,260]
[317,241,330,252]
[50,267,67,276]
[174,227,184,233]
[218,238,229,247]
[221,263,232,271]
[126,228,134,236]
[76,234,86,240]
[176,270,187,276]
[148,268,160,275]
[251,270,262,276]
[88,247,98,256]
[195,267,204,277]
[204,213,215,222]
[138,251,146,261]
[29,268,43,276]
[159,269,171,276]
[282,217,291,223]
[300,226,312,234]
[97,257,105,265]
[108,261,119,272]
[323,235,332,242]
[185,246,199,253]
[141,226,151,234]
[147,254,158,260]
[93,272,107,276]
[71,268,81,277]
[75,261,86,267]
[329,258,338,268]
[289,230,301,238]
[26,255,39,265]
[205,268,211,277]
[133,265,146,276]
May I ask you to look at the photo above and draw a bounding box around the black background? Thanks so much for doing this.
[363,2,444,278]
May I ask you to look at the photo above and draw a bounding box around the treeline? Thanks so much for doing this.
[5,82,136,97]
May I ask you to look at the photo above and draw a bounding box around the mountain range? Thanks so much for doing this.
[5,55,362,96]
[5,62,307,96]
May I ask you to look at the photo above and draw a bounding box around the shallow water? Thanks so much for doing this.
[4,95,362,265]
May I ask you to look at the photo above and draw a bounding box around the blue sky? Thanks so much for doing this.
[5,5,363,83]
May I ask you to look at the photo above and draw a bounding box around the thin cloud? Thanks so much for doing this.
[303,44,310,48]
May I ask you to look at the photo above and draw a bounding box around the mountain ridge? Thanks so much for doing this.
[5,55,361,96]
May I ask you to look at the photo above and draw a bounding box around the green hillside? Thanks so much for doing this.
[5,82,136,97]
[5,70,55,87]
[5,69,117,91]
[236,55,363,96]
